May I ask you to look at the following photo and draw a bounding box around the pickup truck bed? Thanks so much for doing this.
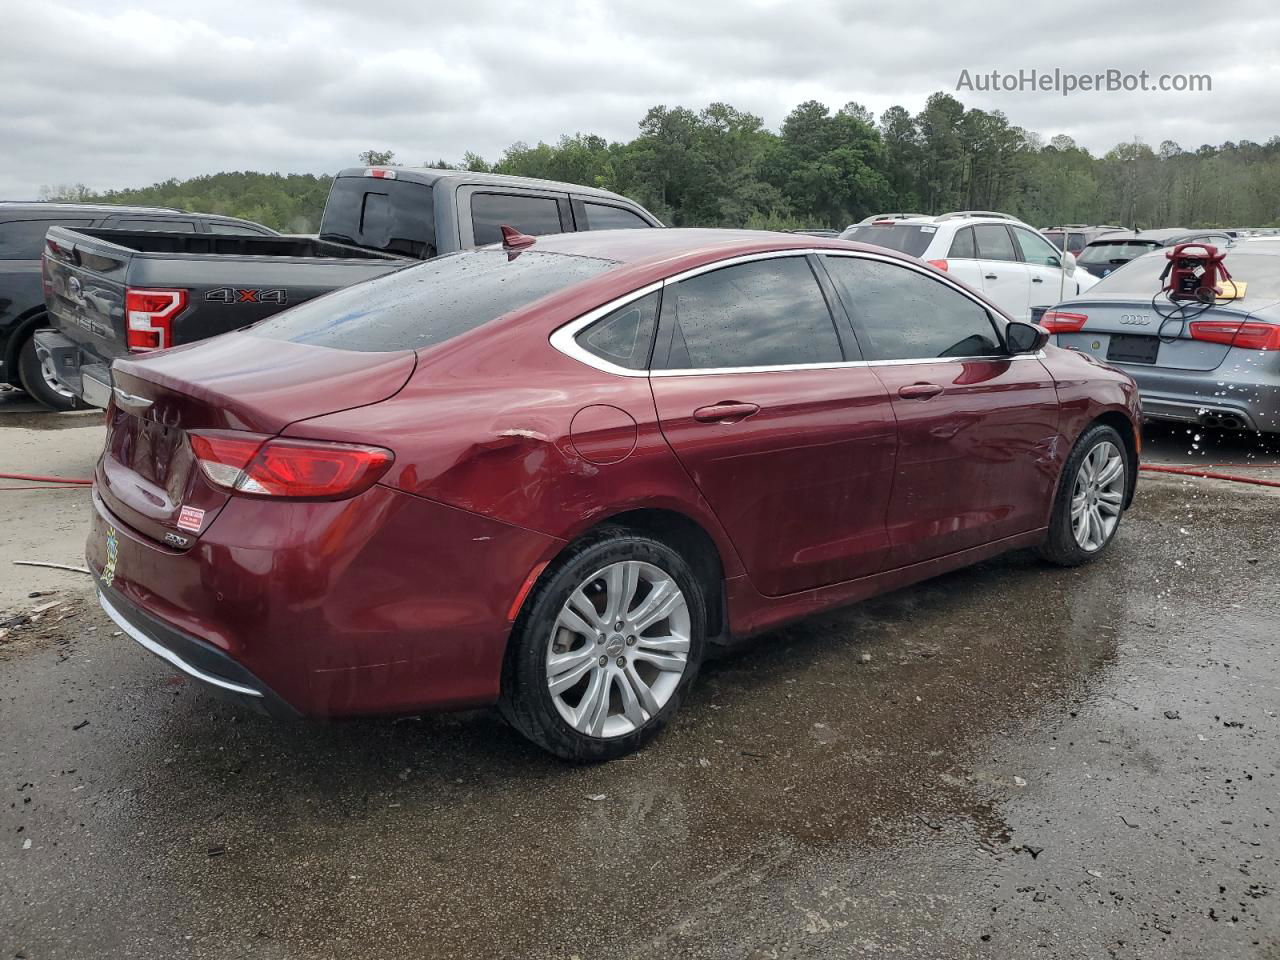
[39,227,409,406]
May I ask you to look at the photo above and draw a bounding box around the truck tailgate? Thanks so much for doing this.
[42,227,131,355]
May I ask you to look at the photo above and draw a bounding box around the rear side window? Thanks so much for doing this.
[582,203,651,231]
[1068,232,1088,252]
[472,193,565,246]
[661,257,843,369]
[575,292,660,370]
[108,218,196,232]
[824,256,1003,361]
[974,224,1017,261]
[839,224,935,258]
[948,227,977,259]
[0,219,92,259]
[320,177,436,258]
[250,250,616,352]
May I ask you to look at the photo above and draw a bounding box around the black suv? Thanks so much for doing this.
[0,202,276,410]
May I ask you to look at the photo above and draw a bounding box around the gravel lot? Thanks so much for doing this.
[2,392,1277,959]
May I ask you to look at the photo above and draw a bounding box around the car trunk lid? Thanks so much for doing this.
[1048,300,1271,372]
[98,333,415,547]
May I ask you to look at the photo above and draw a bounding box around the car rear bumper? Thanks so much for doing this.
[1109,359,1280,433]
[98,585,299,717]
[32,328,112,406]
[87,482,564,717]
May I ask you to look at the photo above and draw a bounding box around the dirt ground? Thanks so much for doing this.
[1,390,1278,959]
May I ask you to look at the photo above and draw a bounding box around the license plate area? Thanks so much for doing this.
[1107,334,1160,364]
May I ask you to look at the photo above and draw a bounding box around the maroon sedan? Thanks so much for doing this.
[90,228,1140,760]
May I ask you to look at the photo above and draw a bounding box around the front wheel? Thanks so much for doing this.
[500,528,707,761]
[17,332,81,412]
[1038,424,1130,566]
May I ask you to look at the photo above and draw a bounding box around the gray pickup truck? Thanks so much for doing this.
[38,167,661,406]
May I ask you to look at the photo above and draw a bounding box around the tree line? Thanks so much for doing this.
[42,92,1280,233]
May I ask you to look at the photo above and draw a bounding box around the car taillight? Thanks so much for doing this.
[927,258,949,272]
[1189,319,1280,351]
[125,287,187,351]
[189,432,394,500]
[1040,310,1089,333]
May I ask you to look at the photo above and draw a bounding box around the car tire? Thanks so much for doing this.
[1037,423,1130,567]
[17,332,81,412]
[499,526,707,761]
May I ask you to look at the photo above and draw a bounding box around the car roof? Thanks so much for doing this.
[516,227,886,266]
[0,201,185,216]
[333,166,640,205]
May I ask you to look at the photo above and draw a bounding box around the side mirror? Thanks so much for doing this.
[1006,320,1050,355]
[1063,251,1078,274]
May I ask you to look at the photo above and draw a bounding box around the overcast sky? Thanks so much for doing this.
[3,0,1280,198]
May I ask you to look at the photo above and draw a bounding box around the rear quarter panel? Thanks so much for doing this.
[282,305,749,582]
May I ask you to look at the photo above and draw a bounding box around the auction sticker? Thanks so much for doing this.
[176,506,206,533]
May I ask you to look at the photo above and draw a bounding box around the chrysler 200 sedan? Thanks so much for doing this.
[90,228,1141,760]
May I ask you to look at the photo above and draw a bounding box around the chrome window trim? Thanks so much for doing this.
[550,247,1040,377]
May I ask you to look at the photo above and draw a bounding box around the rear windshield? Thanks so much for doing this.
[249,250,617,352]
[1077,240,1158,264]
[319,177,436,258]
[839,224,935,258]
[1089,250,1280,302]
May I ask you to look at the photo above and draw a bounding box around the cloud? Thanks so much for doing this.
[2,0,1279,199]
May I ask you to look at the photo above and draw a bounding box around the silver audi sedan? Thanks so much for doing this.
[1042,243,1280,434]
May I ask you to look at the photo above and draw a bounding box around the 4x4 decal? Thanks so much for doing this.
[205,287,287,305]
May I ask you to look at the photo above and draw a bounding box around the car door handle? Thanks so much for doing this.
[984,273,999,280]
[692,401,760,423]
[1031,276,1044,283]
[897,383,944,400]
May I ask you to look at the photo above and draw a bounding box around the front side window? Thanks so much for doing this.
[471,193,565,246]
[251,250,615,352]
[1014,228,1062,267]
[582,203,651,231]
[575,292,660,370]
[974,224,1017,261]
[661,257,843,369]
[0,219,92,259]
[823,256,1003,361]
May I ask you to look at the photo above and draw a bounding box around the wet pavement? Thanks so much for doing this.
[1,396,1278,958]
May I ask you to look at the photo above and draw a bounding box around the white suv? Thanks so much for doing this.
[840,212,1099,323]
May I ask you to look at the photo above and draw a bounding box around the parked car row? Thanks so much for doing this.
[33,167,661,410]
[5,171,1155,760]
[0,202,277,410]
[1044,241,1280,433]
[839,211,1099,323]
[85,224,1141,759]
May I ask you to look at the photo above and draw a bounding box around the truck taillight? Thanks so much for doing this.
[1189,319,1280,351]
[189,432,394,500]
[926,259,949,272]
[125,287,187,352]
[1040,310,1089,333]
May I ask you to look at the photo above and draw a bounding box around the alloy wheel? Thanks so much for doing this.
[39,353,74,399]
[1071,440,1124,552]
[546,560,691,738]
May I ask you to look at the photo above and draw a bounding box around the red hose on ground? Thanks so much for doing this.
[0,472,92,484]
[1140,463,1280,488]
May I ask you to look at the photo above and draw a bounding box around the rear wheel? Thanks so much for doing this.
[500,527,706,761]
[1038,424,1129,566]
[17,332,81,412]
